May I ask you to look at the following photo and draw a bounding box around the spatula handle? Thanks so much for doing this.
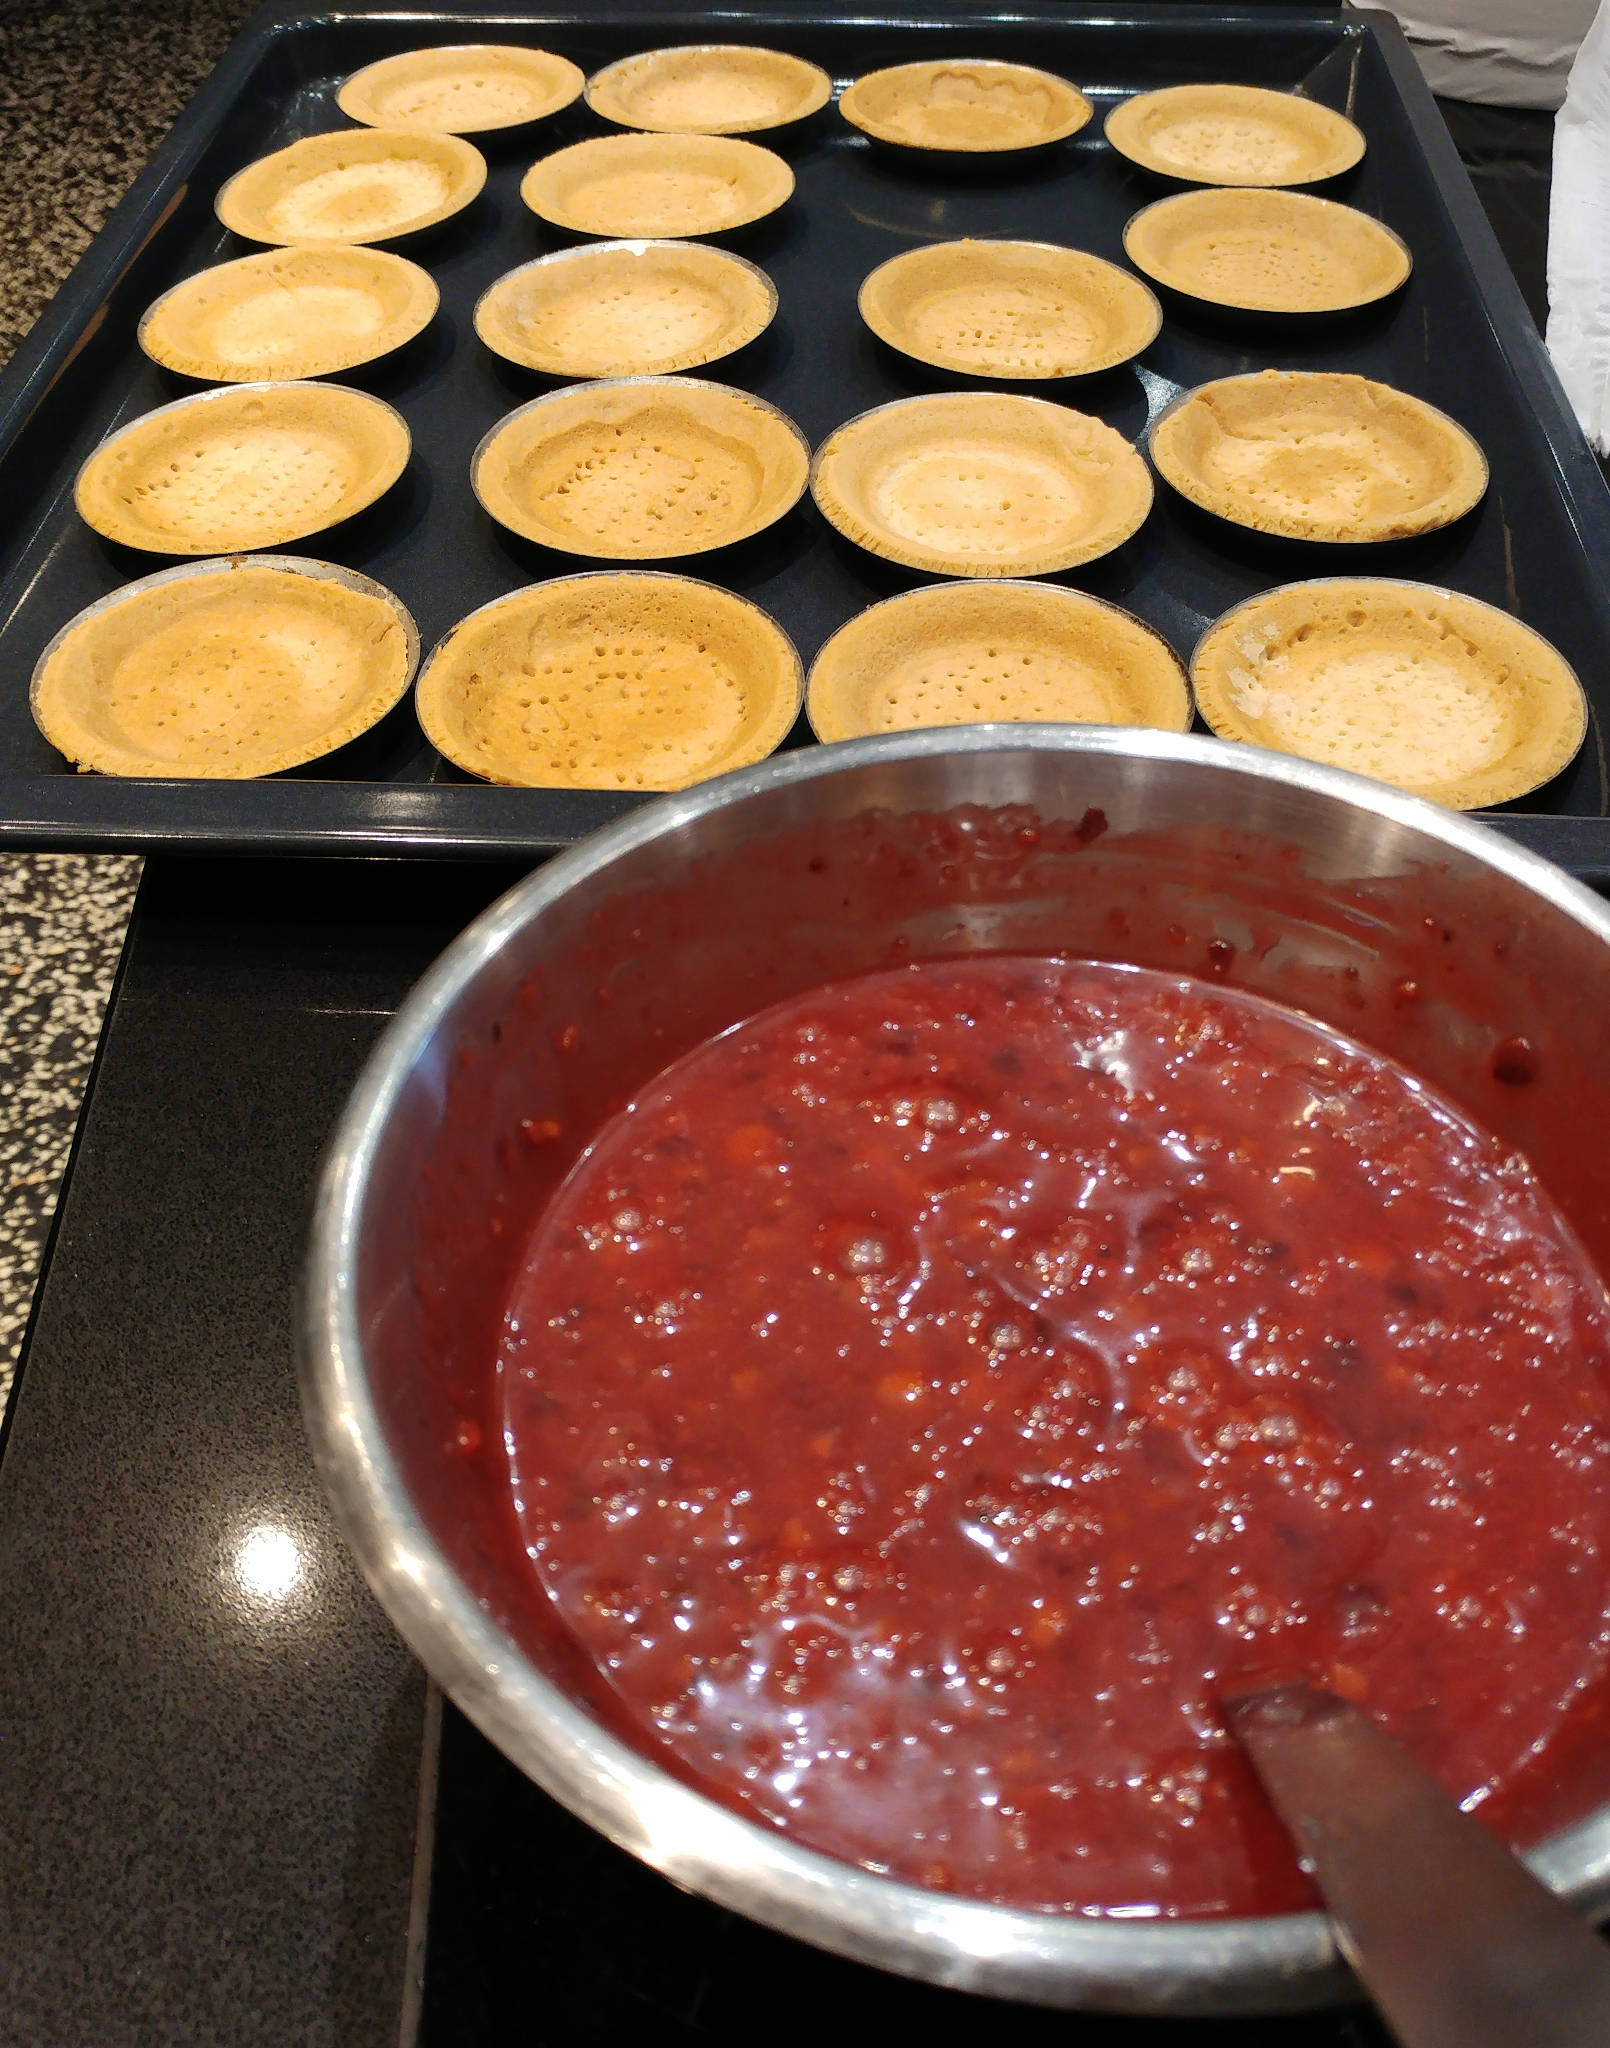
[1226,1683,1610,2048]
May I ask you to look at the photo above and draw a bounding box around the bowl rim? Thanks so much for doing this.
[301,724,1610,2015]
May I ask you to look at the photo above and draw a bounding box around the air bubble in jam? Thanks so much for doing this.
[497,956,1610,1919]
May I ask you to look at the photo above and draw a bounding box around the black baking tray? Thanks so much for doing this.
[3,0,1610,873]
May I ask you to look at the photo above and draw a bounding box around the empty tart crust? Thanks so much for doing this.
[859,239,1161,380]
[1124,188,1411,314]
[472,376,810,559]
[1149,371,1487,544]
[475,241,776,378]
[216,128,486,245]
[586,45,832,135]
[1190,578,1587,809]
[840,58,1092,153]
[811,391,1153,577]
[31,554,419,779]
[416,572,803,788]
[139,246,438,382]
[336,44,584,134]
[808,579,1190,741]
[1105,84,1366,188]
[520,133,793,238]
[75,382,411,555]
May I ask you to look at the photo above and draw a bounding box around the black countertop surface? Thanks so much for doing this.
[0,859,523,2046]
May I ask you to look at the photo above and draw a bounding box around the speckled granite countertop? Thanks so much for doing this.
[0,0,256,1402]
[0,1,251,366]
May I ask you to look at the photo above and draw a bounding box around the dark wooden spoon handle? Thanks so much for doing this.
[1225,1682,1610,2048]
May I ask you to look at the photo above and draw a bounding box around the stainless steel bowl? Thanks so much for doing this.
[301,726,1610,2015]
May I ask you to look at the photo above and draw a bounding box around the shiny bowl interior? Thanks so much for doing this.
[302,727,1610,2016]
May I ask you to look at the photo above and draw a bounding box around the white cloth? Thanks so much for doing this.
[1358,1,1598,109]
[1547,0,1610,454]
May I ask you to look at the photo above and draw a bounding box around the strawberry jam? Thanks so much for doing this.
[497,956,1610,1917]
